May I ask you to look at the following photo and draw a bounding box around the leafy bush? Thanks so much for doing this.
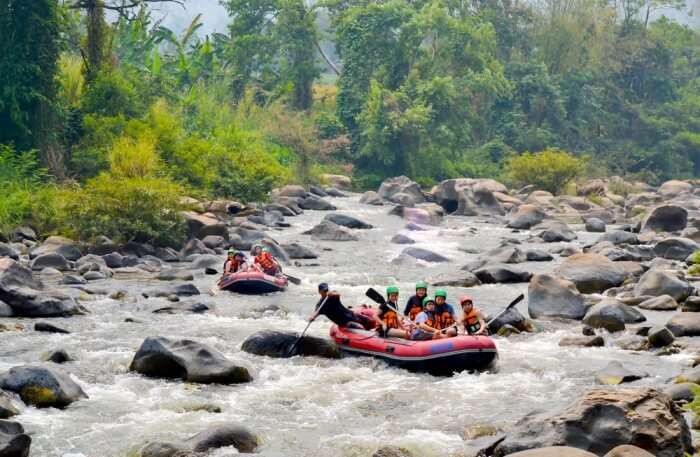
[108,135,160,178]
[505,148,586,195]
[0,146,50,235]
[57,54,85,107]
[689,251,700,265]
[64,175,186,246]
[81,70,145,118]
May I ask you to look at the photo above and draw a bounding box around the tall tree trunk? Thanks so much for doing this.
[86,0,105,80]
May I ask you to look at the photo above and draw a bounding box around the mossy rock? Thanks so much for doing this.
[688,264,700,277]
[20,386,58,407]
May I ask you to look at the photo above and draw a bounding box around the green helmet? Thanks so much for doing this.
[227,249,235,255]
[386,286,399,295]
[434,289,447,298]
[415,281,428,291]
[422,296,435,306]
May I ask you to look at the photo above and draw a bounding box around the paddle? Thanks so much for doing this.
[439,293,525,335]
[287,295,329,356]
[365,288,418,333]
[284,273,302,285]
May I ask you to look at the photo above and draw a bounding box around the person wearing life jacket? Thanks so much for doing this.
[308,283,379,330]
[223,250,247,275]
[411,297,448,340]
[459,295,487,335]
[434,289,457,337]
[377,286,410,338]
[252,245,281,276]
[403,281,428,321]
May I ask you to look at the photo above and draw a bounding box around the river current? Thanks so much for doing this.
[0,194,691,456]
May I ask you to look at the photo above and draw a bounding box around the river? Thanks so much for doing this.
[0,193,691,456]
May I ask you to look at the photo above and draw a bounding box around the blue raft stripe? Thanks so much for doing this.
[430,341,455,354]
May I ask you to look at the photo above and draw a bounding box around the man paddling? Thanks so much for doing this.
[307,283,379,330]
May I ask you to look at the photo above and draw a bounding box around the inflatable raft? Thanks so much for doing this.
[218,271,288,295]
[330,325,498,375]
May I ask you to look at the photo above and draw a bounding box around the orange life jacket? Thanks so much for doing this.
[255,252,275,270]
[435,306,455,330]
[380,305,401,329]
[462,308,482,334]
[224,259,240,273]
[408,304,422,321]
[421,311,437,329]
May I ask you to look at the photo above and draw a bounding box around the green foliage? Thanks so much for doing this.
[0,146,49,234]
[81,69,146,118]
[505,148,586,195]
[688,251,700,265]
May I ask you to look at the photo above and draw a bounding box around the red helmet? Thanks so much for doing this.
[459,295,474,305]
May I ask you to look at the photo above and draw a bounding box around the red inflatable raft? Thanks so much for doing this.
[218,271,288,295]
[330,325,498,376]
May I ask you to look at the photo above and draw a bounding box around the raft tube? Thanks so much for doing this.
[330,325,498,376]
[218,271,288,295]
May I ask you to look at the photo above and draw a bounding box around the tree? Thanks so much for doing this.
[222,0,320,110]
[0,0,62,173]
[505,148,586,194]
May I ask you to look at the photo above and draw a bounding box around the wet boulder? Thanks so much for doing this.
[598,231,638,246]
[378,176,425,205]
[45,349,72,364]
[130,336,252,384]
[30,253,71,271]
[181,212,227,240]
[303,220,358,241]
[191,254,221,270]
[0,420,31,457]
[179,239,214,258]
[475,265,531,284]
[487,307,534,334]
[485,246,526,264]
[321,174,352,190]
[35,322,69,334]
[665,383,697,403]
[506,204,545,229]
[505,448,597,457]
[528,274,587,320]
[372,446,414,457]
[0,365,87,408]
[299,195,336,211]
[201,235,225,249]
[0,392,19,419]
[633,269,691,302]
[558,335,604,347]
[241,330,340,358]
[140,424,258,457]
[398,205,444,226]
[309,185,328,197]
[603,445,655,457]
[28,236,81,261]
[536,222,577,243]
[583,298,645,332]
[152,301,210,315]
[431,273,481,288]
[324,213,373,229]
[585,218,606,233]
[555,253,626,294]
[666,312,700,337]
[0,259,85,317]
[401,247,449,263]
[525,249,553,261]
[0,243,19,261]
[281,243,318,259]
[493,387,691,457]
[653,237,699,260]
[641,205,687,233]
[277,184,308,198]
[647,326,674,347]
[391,234,415,245]
[11,226,36,242]
[360,191,383,205]
[637,295,677,311]
[595,361,646,385]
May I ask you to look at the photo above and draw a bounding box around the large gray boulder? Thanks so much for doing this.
[585,218,606,233]
[598,231,638,246]
[528,274,587,320]
[641,205,688,233]
[653,237,699,260]
[493,388,691,457]
[276,184,307,198]
[507,204,545,229]
[130,337,252,384]
[505,448,596,457]
[0,392,19,419]
[0,420,31,457]
[298,195,336,211]
[378,176,425,205]
[241,330,340,358]
[360,191,383,206]
[0,365,87,408]
[431,179,504,216]
[0,243,19,261]
[401,247,449,263]
[536,222,577,242]
[140,424,259,456]
[583,298,645,332]
[595,361,646,385]
[281,243,318,259]
[474,265,532,284]
[30,253,71,271]
[302,220,358,241]
[637,295,678,310]
[666,312,700,337]
[658,180,692,197]
[555,253,626,294]
[0,259,85,317]
[633,269,691,302]
[324,213,373,229]
[28,236,81,261]
[485,246,526,264]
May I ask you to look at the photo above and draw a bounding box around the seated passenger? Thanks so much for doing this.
[411,297,448,340]
[308,283,379,330]
[377,286,410,338]
[459,295,487,335]
[403,281,428,320]
[434,289,458,337]
[223,250,247,275]
[252,245,281,276]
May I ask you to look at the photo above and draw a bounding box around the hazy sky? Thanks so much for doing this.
[142,0,699,35]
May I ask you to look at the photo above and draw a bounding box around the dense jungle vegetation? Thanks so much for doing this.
[0,0,699,245]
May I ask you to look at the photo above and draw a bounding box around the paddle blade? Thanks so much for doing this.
[506,294,525,310]
[285,274,302,285]
[365,288,386,305]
